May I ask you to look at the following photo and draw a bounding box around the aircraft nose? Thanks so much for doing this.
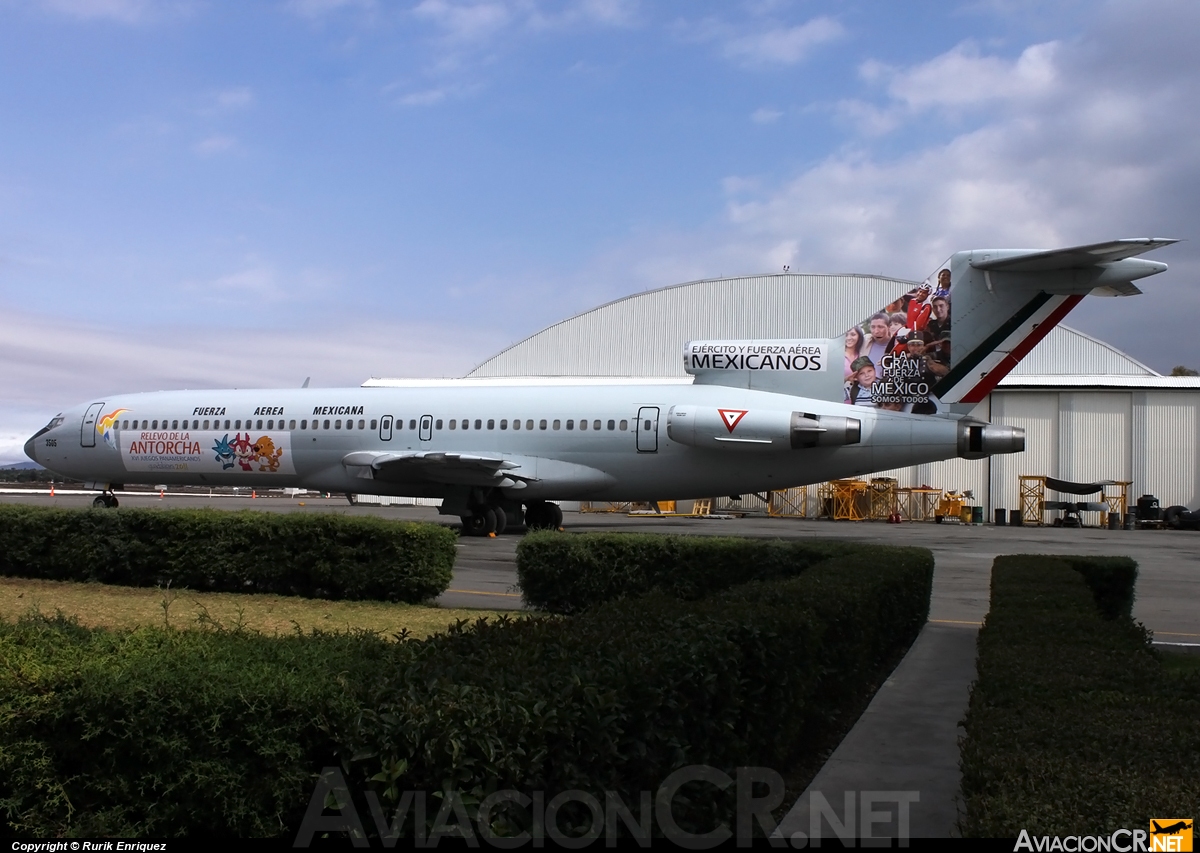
[24,433,39,464]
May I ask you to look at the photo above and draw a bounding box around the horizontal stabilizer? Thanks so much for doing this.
[971,238,1178,272]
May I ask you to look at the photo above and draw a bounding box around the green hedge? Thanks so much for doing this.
[0,612,400,837]
[959,555,1200,836]
[0,504,456,602]
[1,535,934,839]
[339,544,934,836]
[516,531,862,613]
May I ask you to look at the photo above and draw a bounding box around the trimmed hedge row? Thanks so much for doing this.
[338,543,934,836]
[1,534,934,838]
[0,613,399,837]
[0,504,456,602]
[516,531,863,613]
[959,555,1200,837]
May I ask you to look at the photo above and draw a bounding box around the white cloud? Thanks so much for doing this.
[212,86,255,111]
[721,16,844,66]
[0,307,505,464]
[192,134,237,156]
[285,0,375,19]
[36,0,192,24]
[579,2,1200,371]
[396,87,449,106]
[413,0,512,43]
[751,107,783,124]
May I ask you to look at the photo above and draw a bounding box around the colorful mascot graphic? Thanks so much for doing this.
[97,408,129,448]
[212,434,237,470]
[216,432,285,473]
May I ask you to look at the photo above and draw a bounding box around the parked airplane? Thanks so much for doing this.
[25,239,1174,534]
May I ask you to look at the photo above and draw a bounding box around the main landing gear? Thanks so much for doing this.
[458,501,562,536]
[92,491,120,509]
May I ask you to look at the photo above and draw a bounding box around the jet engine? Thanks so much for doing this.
[666,405,860,451]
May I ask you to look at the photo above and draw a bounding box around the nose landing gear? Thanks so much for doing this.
[92,491,120,509]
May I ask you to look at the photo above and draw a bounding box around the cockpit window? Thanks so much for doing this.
[46,415,65,429]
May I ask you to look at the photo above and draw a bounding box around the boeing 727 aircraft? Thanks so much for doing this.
[25,239,1175,534]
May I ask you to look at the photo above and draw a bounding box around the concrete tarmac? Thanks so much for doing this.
[3,491,1196,840]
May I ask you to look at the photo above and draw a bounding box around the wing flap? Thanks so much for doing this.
[342,450,533,487]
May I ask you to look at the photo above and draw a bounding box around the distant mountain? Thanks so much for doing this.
[0,461,45,470]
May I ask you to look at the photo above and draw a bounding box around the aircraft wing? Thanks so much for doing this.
[341,450,537,488]
[970,238,1178,272]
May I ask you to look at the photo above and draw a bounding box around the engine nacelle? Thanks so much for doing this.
[667,405,860,451]
[957,420,1025,459]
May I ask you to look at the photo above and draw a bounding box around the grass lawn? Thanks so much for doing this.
[0,575,518,639]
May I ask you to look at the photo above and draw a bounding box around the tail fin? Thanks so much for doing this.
[687,238,1175,413]
[926,238,1175,406]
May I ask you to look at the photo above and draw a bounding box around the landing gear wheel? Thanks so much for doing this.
[491,506,509,535]
[461,508,497,537]
[525,501,563,531]
[93,496,106,509]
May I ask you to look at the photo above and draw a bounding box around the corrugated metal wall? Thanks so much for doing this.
[1133,391,1200,508]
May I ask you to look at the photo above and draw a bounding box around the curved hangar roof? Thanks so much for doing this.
[465,272,1156,380]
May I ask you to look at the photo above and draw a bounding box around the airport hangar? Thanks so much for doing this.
[367,272,1200,519]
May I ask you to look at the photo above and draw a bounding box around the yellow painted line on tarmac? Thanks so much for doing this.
[929,618,983,626]
[445,588,522,598]
[1154,630,1200,638]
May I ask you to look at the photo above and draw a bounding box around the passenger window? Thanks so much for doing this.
[289,420,295,429]
[449,420,456,430]
[513,419,521,430]
[323,420,330,429]
[235,420,241,429]
[607,420,615,430]
[620,419,628,431]
[500,419,508,430]
[526,419,534,430]
[152,420,159,429]
[553,419,561,430]
[580,419,588,431]
[335,420,342,429]
[301,420,308,429]
[358,419,365,430]
[409,419,416,430]
[567,420,574,430]
[267,420,273,429]
[256,420,263,430]
[474,419,482,429]
[539,419,547,430]
[435,419,443,430]
[487,419,495,429]
[370,419,377,430]
[593,420,601,430]
[203,420,210,429]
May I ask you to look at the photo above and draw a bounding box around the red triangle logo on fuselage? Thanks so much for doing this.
[718,409,748,432]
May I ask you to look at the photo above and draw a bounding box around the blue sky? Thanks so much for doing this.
[2,0,1197,462]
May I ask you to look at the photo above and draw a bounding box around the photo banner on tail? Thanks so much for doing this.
[842,261,953,414]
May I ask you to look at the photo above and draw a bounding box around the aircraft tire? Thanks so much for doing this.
[524,501,548,530]
[491,506,509,535]
[461,508,498,537]
[93,496,107,509]
[1164,505,1187,529]
[549,503,563,529]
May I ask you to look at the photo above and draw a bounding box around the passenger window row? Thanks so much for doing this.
[116,416,634,433]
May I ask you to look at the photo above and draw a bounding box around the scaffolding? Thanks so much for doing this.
[768,486,808,518]
[831,479,869,520]
[898,487,942,521]
[1019,476,1132,526]
[868,478,899,520]
[580,501,635,513]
